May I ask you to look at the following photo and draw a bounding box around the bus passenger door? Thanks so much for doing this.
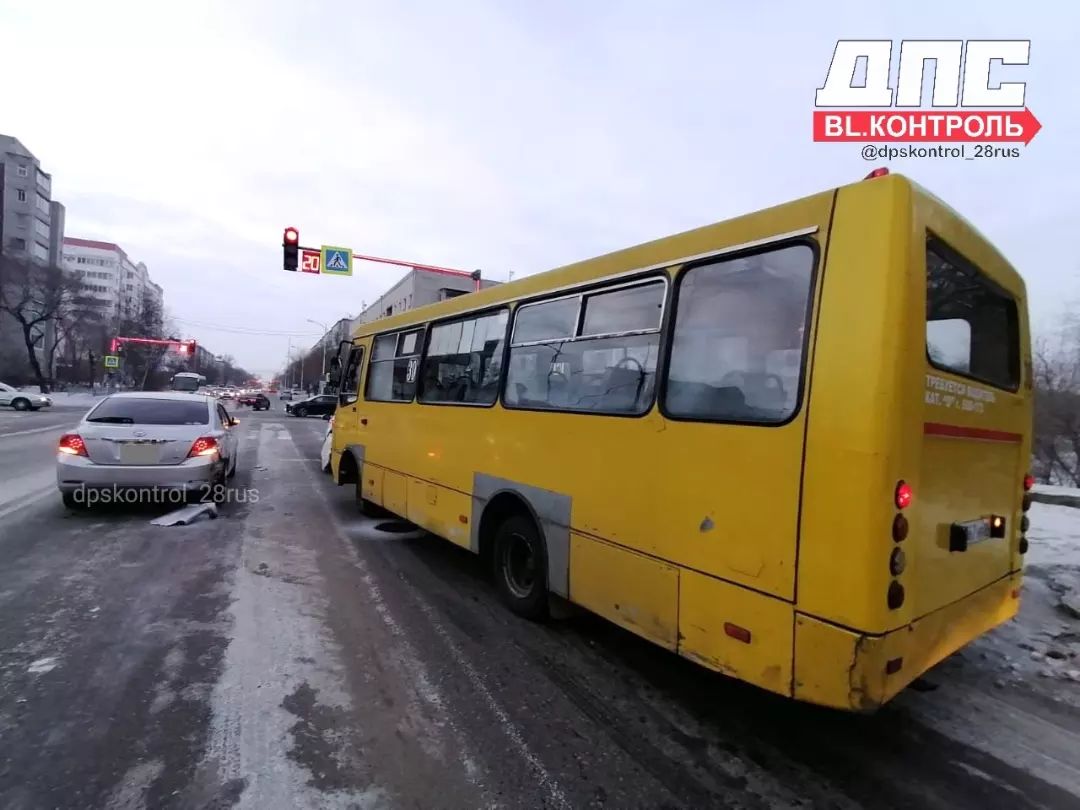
[335,339,368,452]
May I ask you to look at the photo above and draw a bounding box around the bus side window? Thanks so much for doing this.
[504,280,665,415]
[419,310,508,405]
[664,243,815,424]
[339,346,365,406]
[366,329,424,402]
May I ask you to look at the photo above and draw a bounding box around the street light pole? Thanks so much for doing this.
[286,336,293,390]
[306,318,330,393]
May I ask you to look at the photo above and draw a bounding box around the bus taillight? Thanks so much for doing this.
[1019,474,1031,555]
[894,480,912,510]
[892,514,909,542]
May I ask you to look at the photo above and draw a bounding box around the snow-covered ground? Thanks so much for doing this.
[952,499,1080,707]
[1034,483,1080,500]
[15,389,108,409]
[1029,500,1080,568]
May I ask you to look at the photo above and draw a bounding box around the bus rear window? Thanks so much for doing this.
[925,237,1019,391]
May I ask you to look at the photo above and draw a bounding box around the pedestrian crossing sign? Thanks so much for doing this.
[320,245,353,276]
[104,355,120,368]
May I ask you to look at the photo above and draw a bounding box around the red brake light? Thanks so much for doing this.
[895,480,913,510]
[188,436,220,457]
[58,433,88,456]
[1023,473,1035,491]
[864,167,889,179]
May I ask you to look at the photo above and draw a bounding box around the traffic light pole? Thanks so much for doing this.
[284,226,482,291]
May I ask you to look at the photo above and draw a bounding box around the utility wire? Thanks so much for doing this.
[170,317,321,337]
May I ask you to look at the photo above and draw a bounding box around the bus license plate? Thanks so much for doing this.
[949,518,991,552]
[121,444,160,465]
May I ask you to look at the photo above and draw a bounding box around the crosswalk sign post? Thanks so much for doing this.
[320,245,353,277]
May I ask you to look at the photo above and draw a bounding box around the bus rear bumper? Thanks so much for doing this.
[793,571,1022,712]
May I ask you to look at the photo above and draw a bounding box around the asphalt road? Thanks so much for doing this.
[1,406,1079,809]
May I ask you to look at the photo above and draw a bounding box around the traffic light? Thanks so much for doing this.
[179,340,196,355]
[283,227,300,272]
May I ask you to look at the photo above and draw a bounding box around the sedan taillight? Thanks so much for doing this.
[188,436,220,458]
[58,433,88,456]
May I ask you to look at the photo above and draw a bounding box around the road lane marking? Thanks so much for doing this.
[409,586,572,810]
[309,459,565,807]
[0,478,56,522]
[0,423,72,438]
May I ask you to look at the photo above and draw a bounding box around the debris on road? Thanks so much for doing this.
[150,502,219,527]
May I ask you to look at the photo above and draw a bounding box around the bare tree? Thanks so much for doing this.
[49,287,108,385]
[114,293,171,390]
[0,253,89,392]
[1032,323,1080,486]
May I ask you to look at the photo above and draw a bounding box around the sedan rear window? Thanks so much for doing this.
[86,398,210,425]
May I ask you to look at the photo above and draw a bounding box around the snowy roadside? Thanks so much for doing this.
[948,499,1080,707]
[15,389,106,409]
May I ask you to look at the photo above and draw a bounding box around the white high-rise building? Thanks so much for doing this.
[62,237,164,327]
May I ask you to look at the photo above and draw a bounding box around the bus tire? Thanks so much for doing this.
[493,514,548,620]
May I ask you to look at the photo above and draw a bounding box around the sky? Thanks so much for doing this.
[1,1,1077,378]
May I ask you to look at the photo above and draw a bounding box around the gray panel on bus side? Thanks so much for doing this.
[342,443,365,485]
[471,473,571,598]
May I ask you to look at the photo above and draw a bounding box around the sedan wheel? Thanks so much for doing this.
[12,398,30,411]
[294,407,307,417]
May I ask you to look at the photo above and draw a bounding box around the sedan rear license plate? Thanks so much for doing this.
[121,444,160,465]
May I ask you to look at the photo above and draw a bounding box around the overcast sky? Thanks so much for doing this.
[1,1,1076,377]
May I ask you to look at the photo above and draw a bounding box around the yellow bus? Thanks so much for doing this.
[330,170,1032,711]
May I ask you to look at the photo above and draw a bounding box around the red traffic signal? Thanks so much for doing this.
[178,339,196,355]
[283,227,300,271]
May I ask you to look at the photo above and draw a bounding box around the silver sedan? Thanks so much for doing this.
[56,392,240,508]
[0,382,51,411]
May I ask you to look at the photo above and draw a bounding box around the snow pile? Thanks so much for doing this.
[1011,502,1080,692]
[1028,502,1080,568]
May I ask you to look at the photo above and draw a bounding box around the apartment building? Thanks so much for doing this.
[62,237,165,327]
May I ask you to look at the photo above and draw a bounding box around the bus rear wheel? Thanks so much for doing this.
[493,514,548,620]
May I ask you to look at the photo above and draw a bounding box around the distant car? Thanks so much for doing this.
[285,394,336,418]
[0,382,52,411]
[238,393,270,410]
[279,390,294,401]
[56,392,241,509]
